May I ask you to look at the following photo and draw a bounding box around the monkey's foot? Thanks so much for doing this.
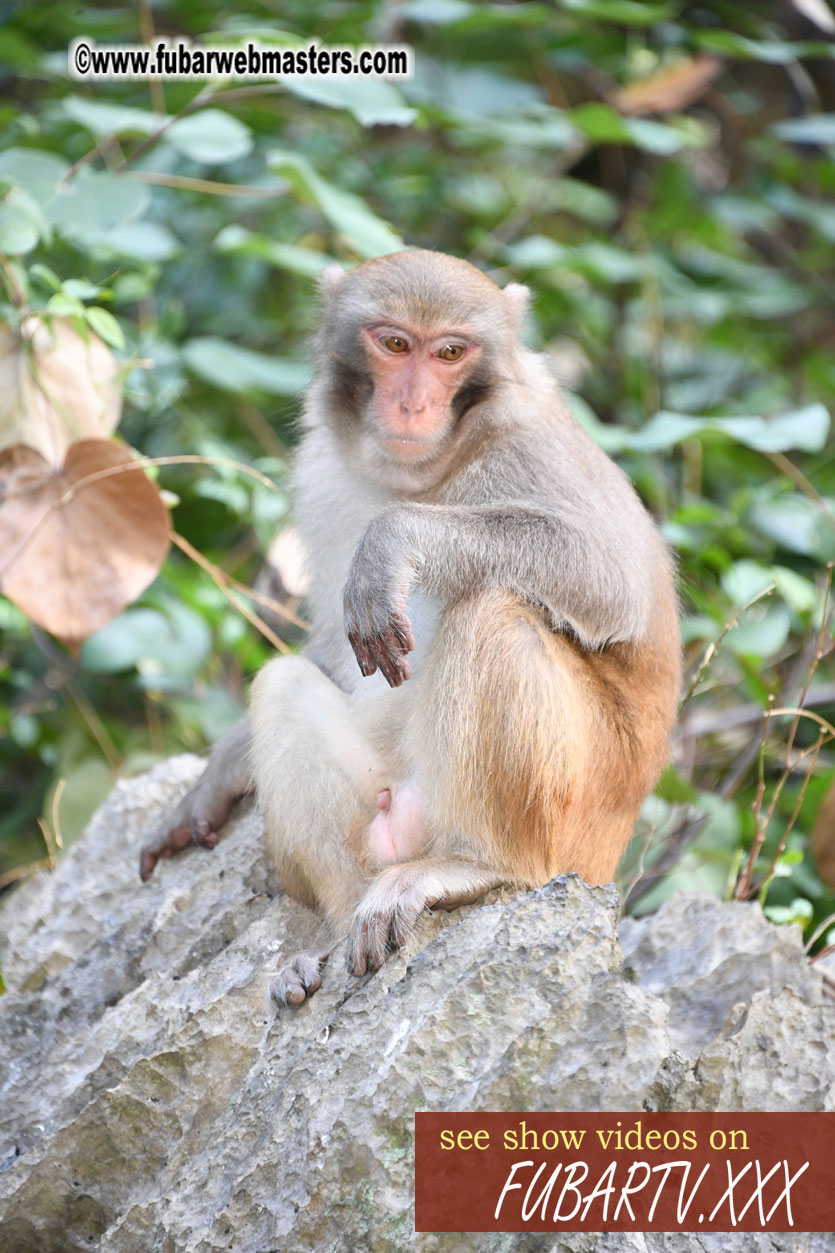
[139,811,220,881]
[269,949,330,1007]
[347,865,427,976]
[139,722,254,880]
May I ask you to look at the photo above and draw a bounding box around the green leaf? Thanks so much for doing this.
[0,148,68,201]
[214,225,332,276]
[407,60,542,120]
[720,560,775,605]
[97,221,180,262]
[0,196,39,254]
[166,109,253,164]
[764,898,814,926]
[654,765,699,804]
[400,0,475,22]
[559,0,673,23]
[267,149,402,257]
[81,604,212,680]
[45,291,85,318]
[569,103,697,154]
[62,278,101,300]
[85,306,125,350]
[695,31,835,63]
[773,114,835,145]
[29,263,62,291]
[62,96,161,137]
[279,76,416,127]
[600,405,831,456]
[182,336,311,395]
[46,169,149,244]
[749,496,835,560]
[772,567,818,614]
[725,604,791,658]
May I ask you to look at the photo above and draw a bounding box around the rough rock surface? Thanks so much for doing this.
[0,756,833,1252]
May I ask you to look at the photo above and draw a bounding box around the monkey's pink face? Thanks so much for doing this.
[364,324,481,462]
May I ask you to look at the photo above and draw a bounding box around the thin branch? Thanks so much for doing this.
[751,731,827,901]
[682,582,776,706]
[124,170,289,199]
[0,858,53,889]
[765,450,835,515]
[805,911,835,954]
[171,532,291,654]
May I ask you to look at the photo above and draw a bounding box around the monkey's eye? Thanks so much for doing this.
[438,343,465,362]
[381,335,409,354]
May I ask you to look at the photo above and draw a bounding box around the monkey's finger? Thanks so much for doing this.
[375,637,412,688]
[191,821,220,849]
[348,634,378,678]
[389,885,424,951]
[390,612,416,653]
[364,908,394,972]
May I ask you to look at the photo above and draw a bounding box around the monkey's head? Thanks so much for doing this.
[313,250,529,478]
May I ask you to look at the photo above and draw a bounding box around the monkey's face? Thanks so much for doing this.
[314,253,529,478]
[361,321,481,464]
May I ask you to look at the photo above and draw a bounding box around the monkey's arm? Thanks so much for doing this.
[344,501,655,685]
[139,718,254,880]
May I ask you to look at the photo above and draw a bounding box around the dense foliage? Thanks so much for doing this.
[2,0,835,949]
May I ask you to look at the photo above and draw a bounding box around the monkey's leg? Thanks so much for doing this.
[348,589,647,976]
[250,655,388,1001]
[413,588,645,889]
[139,719,254,881]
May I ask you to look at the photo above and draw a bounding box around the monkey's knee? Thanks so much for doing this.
[250,654,329,716]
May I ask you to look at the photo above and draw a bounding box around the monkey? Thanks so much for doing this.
[140,249,681,1006]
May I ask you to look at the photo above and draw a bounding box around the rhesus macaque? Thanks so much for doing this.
[141,250,680,1005]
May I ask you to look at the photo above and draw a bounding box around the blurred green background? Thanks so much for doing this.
[2,0,835,946]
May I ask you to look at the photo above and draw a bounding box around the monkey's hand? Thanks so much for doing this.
[343,528,415,687]
[139,719,254,880]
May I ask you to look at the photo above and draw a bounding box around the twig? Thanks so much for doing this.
[735,568,835,900]
[171,532,290,654]
[805,911,835,954]
[682,582,776,707]
[124,170,288,199]
[0,858,53,889]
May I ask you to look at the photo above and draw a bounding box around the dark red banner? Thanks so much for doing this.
[415,1112,835,1233]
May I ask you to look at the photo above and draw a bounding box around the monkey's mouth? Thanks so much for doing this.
[378,432,440,461]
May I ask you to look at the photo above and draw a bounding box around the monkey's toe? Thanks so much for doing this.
[269,950,328,1008]
[139,822,193,881]
[348,884,425,975]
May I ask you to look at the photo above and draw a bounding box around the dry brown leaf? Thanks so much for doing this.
[0,316,122,468]
[0,439,171,648]
[613,56,722,117]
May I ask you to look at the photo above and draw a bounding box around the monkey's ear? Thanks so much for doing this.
[318,264,347,293]
[504,282,531,335]
[504,282,531,315]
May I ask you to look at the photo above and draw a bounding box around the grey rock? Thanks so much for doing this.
[619,892,826,1058]
[0,756,832,1252]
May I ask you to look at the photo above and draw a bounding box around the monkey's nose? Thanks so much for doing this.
[400,399,426,415]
